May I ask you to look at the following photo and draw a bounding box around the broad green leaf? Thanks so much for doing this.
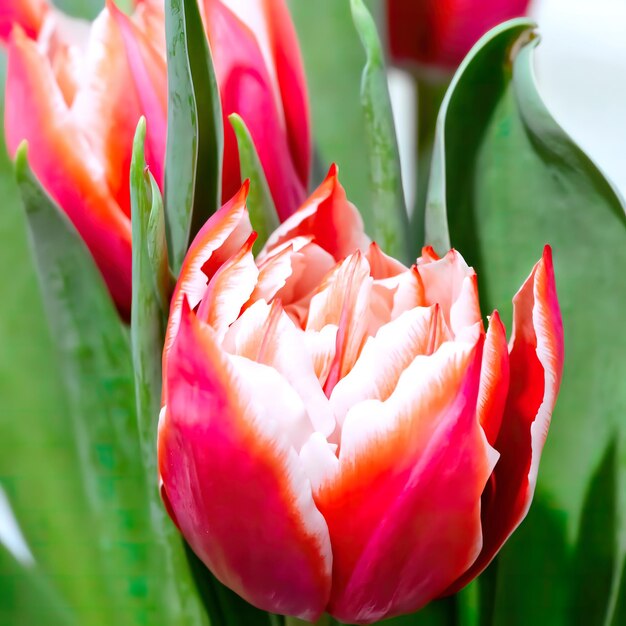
[350,0,409,262]
[15,146,159,626]
[427,19,626,625]
[569,436,619,625]
[165,0,223,273]
[229,113,279,253]
[0,61,110,623]
[130,119,210,626]
[287,0,370,212]
[0,540,75,626]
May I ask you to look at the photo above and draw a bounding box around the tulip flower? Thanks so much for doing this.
[201,0,311,219]
[158,166,564,623]
[386,0,531,71]
[1,0,309,316]
[1,0,166,317]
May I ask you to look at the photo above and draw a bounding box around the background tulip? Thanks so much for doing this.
[1,0,309,316]
[201,0,311,220]
[158,168,564,623]
[385,0,532,71]
[0,0,166,317]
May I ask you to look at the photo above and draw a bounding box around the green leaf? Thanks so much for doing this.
[14,144,160,625]
[350,0,409,262]
[229,113,279,253]
[569,436,620,625]
[52,0,102,19]
[427,18,626,625]
[0,539,75,626]
[164,0,223,273]
[147,175,174,313]
[130,120,210,626]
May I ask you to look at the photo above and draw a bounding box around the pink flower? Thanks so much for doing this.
[1,0,166,317]
[386,0,531,71]
[201,0,311,220]
[1,0,310,314]
[158,166,564,623]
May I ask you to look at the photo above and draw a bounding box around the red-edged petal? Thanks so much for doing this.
[203,0,305,219]
[159,302,332,619]
[445,246,563,593]
[259,0,311,187]
[6,28,132,315]
[329,305,441,427]
[224,299,335,438]
[306,252,373,395]
[0,0,47,42]
[262,164,370,262]
[196,233,259,339]
[386,0,531,70]
[416,249,482,336]
[108,0,167,188]
[164,183,252,360]
[477,311,510,446]
[315,333,497,623]
[70,8,145,217]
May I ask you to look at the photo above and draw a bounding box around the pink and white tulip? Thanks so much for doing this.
[1,0,310,315]
[158,166,564,623]
[1,0,166,317]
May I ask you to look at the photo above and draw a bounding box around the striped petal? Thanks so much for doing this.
[68,8,145,217]
[416,249,483,336]
[108,0,167,188]
[159,302,332,620]
[314,333,497,623]
[262,165,370,262]
[5,28,132,315]
[306,252,373,395]
[445,246,563,593]
[164,183,252,359]
[329,305,443,427]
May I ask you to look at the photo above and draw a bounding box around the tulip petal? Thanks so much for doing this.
[164,183,251,358]
[366,241,408,278]
[0,0,47,42]
[329,305,441,427]
[316,334,497,623]
[262,165,370,262]
[416,249,483,336]
[224,299,335,438]
[477,311,510,446]
[203,0,305,219]
[259,0,311,186]
[108,0,167,188]
[160,303,332,620]
[386,0,530,69]
[5,28,132,315]
[306,252,373,395]
[196,233,258,340]
[445,246,563,593]
[209,0,311,186]
[68,8,147,217]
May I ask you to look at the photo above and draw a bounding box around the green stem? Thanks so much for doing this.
[457,579,481,626]
[412,77,448,253]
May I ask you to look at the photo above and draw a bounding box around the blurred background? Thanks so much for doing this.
[1,0,626,623]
